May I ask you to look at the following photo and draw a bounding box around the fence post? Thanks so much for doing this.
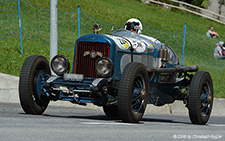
[36,7,40,39]
[181,23,187,66]
[18,0,23,55]
[50,0,58,75]
[78,6,80,38]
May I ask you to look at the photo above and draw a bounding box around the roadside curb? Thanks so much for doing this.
[0,73,19,103]
[0,73,224,116]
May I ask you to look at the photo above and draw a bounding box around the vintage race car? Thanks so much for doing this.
[19,29,213,124]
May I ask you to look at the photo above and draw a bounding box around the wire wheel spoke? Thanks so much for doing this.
[132,100,144,112]
[134,78,143,88]
[200,103,210,115]
[131,75,145,112]
[200,82,211,116]
[132,93,141,102]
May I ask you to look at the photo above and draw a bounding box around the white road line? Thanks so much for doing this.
[80,122,138,126]
[209,124,225,127]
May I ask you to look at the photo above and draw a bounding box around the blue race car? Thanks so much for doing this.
[19,20,213,124]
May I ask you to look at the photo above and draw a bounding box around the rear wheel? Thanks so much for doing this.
[118,62,149,123]
[103,105,119,118]
[188,71,213,125]
[19,55,51,115]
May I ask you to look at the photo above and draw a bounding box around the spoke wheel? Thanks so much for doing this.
[19,55,51,115]
[188,71,213,125]
[118,62,149,123]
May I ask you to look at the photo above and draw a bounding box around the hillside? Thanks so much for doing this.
[27,0,225,35]
[0,0,224,97]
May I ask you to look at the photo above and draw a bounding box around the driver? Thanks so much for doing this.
[125,18,142,34]
[124,18,179,65]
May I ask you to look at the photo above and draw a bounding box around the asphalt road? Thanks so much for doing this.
[0,102,224,141]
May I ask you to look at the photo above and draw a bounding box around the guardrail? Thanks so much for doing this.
[142,0,225,25]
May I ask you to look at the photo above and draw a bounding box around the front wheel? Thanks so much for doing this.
[188,71,213,125]
[118,62,149,123]
[19,55,51,115]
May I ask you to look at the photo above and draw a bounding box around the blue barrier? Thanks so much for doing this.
[181,23,187,66]
[17,0,23,55]
[78,6,80,38]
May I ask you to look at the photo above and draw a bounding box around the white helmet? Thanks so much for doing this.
[125,18,143,34]
[217,41,224,46]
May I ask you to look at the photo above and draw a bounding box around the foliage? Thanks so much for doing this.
[218,0,225,15]
[218,0,225,5]
[201,0,209,8]
[180,0,204,7]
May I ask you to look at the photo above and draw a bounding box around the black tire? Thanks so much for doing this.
[19,55,51,115]
[188,71,213,125]
[118,62,149,123]
[103,105,119,118]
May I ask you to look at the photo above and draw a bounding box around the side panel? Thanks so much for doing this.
[113,50,158,79]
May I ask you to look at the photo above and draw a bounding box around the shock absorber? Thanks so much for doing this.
[162,45,168,68]
[158,45,163,68]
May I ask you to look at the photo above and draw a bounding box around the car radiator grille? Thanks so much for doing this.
[74,42,110,78]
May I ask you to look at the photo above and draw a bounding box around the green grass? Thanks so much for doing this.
[28,0,225,35]
[1,0,225,97]
[0,38,74,76]
[0,38,49,75]
[183,60,225,98]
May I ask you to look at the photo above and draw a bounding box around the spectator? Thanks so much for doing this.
[214,41,225,59]
[206,26,219,38]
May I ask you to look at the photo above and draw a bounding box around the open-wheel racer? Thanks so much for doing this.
[19,19,213,124]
